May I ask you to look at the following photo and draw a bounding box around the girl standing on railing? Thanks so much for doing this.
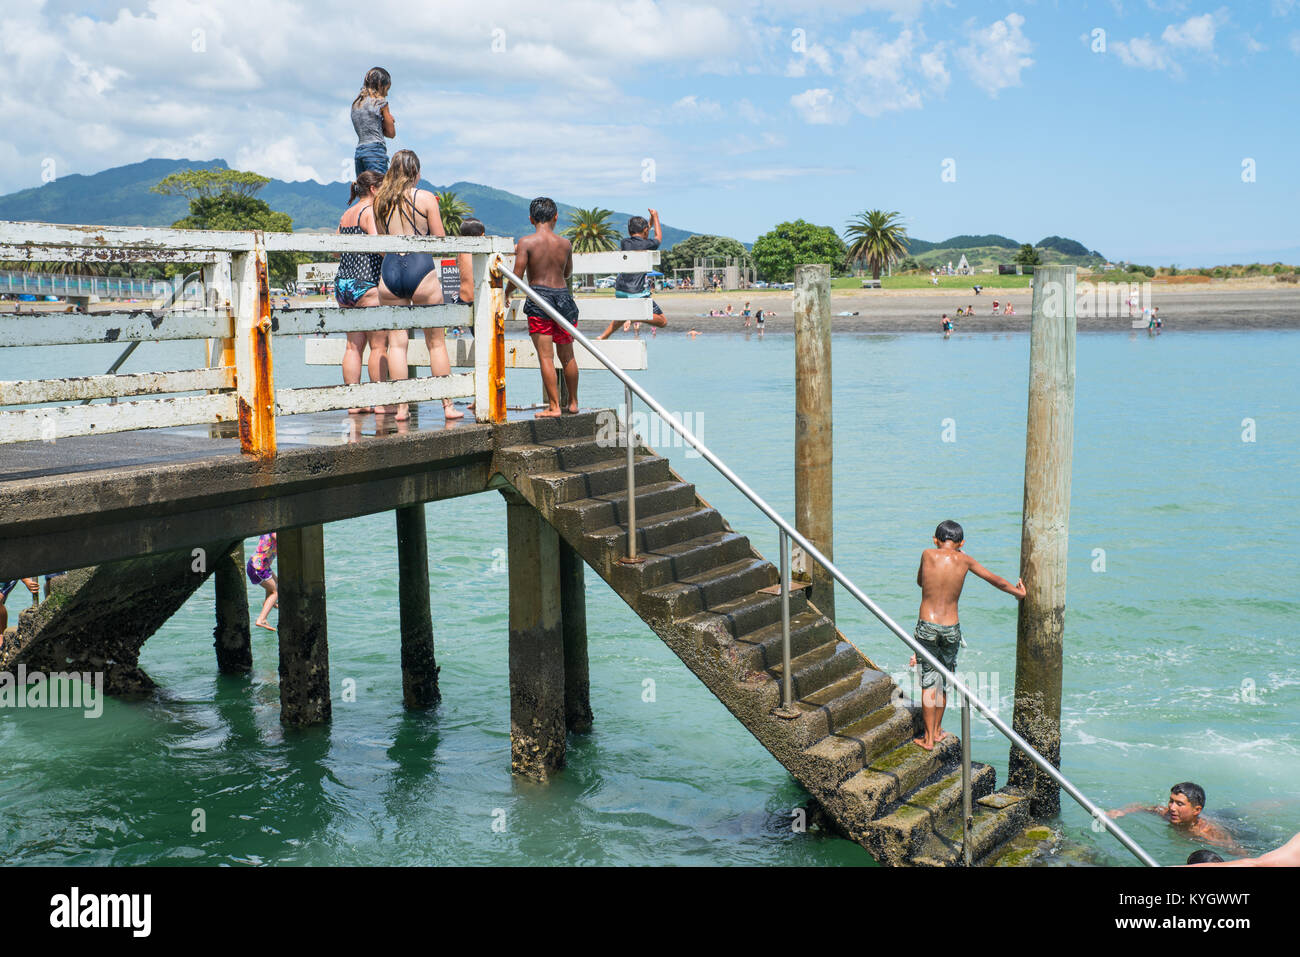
[373,149,461,422]
[351,67,395,176]
[336,170,389,414]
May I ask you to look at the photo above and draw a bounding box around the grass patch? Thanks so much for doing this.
[831,274,1034,291]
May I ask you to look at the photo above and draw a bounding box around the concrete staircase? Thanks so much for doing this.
[496,411,1034,866]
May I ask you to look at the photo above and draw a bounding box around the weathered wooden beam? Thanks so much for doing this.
[559,539,592,734]
[0,367,233,405]
[569,250,659,273]
[271,303,472,336]
[395,505,439,709]
[0,220,255,252]
[274,374,475,416]
[213,541,252,675]
[232,236,276,457]
[0,309,233,348]
[277,524,331,727]
[261,232,513,255]
[0,393,237,443]
[793,263,835,621]
[0,245,222,264]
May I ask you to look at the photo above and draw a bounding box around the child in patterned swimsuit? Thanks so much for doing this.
[246,533,278,631]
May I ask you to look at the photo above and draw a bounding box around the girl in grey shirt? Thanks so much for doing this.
[351,67,395,176]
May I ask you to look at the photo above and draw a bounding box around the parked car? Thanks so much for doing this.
[594,276,617,289]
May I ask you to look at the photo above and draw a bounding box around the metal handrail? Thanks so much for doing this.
[499,258,1158,868]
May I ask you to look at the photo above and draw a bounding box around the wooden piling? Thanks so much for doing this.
[395,504,440,709]
[793,263,835,621]
[212,541,252,674]
[1008,265,1077,815]
[503,491,566,780]
[276,524,331,727]
[559,539,593,733]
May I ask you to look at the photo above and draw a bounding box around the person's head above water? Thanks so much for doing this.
[934,520,964,547]
[529,197,558,226]
[1186,849,1223,864]
[627,215,649,237]
[1168,782,1207,825]
[353,66,391,106]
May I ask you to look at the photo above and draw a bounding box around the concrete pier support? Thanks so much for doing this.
[1008,265,1077,816]
[213,541,252,674]
[559,539,593,733]
[276,524,332,727]
[395,504,440,709]
[504,491,566,781]
[793,263,835,621]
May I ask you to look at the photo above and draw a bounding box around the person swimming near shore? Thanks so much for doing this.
[908,520,1026,750]
[507,197,579,418]
[374,150,460,422]
[597,209,669,340]
[351,67,395,177]
[336,169,386,414]
[1108,782,1243,852]
[246,533,278,631]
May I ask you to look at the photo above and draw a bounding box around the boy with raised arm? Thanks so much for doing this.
[909,520,1026,750]
[598,208,669,339]
[507,197,579,418]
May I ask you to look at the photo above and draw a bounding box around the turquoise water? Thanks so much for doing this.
[2,328,1297,866]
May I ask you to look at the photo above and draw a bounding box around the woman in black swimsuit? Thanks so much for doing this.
[374,150,461,422]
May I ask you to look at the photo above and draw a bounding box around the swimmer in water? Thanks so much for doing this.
[1109,782,1243,852]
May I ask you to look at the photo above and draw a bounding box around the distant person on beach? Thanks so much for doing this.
[1004,302,1014,316]
[507,197,579,418]
[1153,307,1162,330]
[1108,782,1242,851]
[336,170,387,414]
[598,209,668,339]
[1187,831,1300,867]
[941,314,953,338]
[972,285,982,295]
[755,308,764,329]
[246,533,278,631]
[351,67,395,176]
[908,520,1026,751]
[742,301,751,327]
[992,299,999,314]
[374,150,461,423]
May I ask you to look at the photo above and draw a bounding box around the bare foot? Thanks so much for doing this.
[622,320,632,332]
[395,403,410,422]
[912,736,934,751]
[535,408,562,418]
[372,405,390,415]
[443,402,464,421]
[934,730,951,743]
[254,621,276,632]
[564,402,579,414]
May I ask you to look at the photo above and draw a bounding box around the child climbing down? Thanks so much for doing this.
[246,533,278,631]
[351,67,395,176]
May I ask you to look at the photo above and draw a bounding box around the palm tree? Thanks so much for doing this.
[436,191,473,235]
[562,207,619,253]
[844,209,909,280]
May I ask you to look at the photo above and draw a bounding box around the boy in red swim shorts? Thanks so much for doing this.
[507,197,579,417]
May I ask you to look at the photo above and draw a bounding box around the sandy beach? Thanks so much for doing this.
[652,281,1300,333]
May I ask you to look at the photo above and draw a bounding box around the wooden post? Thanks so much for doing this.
[504,491,566,781]
[1008,265,1077,815]
[232,233,276,457]
[277,524,331,727]
[212,541,252,674]
[792,263,835,621]
[559,539,592,733]
[395,504,440,708]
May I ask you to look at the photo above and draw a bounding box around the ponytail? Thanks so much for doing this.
[350,169,384,205]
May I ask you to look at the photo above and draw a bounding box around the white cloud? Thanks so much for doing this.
[1113,35,1175,71]
[1111,11,1224,76]
[1162,13,1217,52]
[956,13,1034,97]
[671,95,724,120]
[790,88,839,124]
[1244,35,1266,53]
[1291,32,1300,53]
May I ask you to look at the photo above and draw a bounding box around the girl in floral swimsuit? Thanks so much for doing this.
[246,533,278,631]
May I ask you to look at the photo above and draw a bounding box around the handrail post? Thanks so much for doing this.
[232,232,276,457]
[618,385,643,565]
[961,695,972,866]
[475,253,507,423]
[773,528,798,719]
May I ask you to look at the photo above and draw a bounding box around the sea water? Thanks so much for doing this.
[1,327,1296,866]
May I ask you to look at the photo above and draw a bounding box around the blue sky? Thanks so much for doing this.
[3,0,1298,264]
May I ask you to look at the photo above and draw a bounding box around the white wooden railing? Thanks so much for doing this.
[0,221,657,455]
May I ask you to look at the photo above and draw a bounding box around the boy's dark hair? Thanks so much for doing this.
[529,197,557,224]
[934,520,964,543]
[1171,782,1206,809]
[460,217,485,237]
[1186,849,1223,865]
[627,215,648,236]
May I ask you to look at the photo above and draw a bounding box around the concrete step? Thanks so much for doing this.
[800,703,917,792]
[526,454,672,509]
[913,788,1032,867]
[612,530,754,593]
[678,588,810,643]
[799,667,899,735]
[536,433,630,470]
[767,639,862,700]
[586,504,725,558]
[865,762,997,866]
[837,734,963,825]
[558,480,698,533]
[640,557,777,619]
[735,611,836,673]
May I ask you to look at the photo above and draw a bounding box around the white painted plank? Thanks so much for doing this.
[0,309,233,347]
[0,367,233,405]
[272,304,472,336]
[303,336,647,371]
[0,393,237,444]
[0,245,222,265]
[570,250,659,272]
[563,298,653,322]
[262,233,513,255]
[275,374,475,415]
[0,220,255,252]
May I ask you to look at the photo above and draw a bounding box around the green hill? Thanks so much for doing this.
[0,158,698,247]
[903,232,1105,270]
